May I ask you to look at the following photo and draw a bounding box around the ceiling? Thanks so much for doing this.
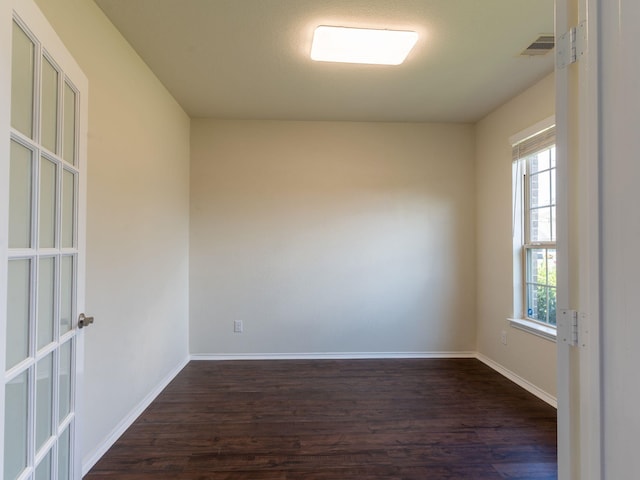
[94,0,555,123]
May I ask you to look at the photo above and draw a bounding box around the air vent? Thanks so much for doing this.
[520,35,555,56]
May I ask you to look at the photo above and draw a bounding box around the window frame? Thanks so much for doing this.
[509,117,557,340]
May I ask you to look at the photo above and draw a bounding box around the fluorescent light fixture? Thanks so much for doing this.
[310,26,418,65]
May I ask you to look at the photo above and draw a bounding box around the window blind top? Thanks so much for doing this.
[512,126,555,160]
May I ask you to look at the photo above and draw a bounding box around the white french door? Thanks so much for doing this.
[1,1,88,479]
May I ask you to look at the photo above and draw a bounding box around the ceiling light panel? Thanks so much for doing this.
[310,26,418,66]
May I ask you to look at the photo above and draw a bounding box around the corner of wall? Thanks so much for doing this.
[474,73,557,398]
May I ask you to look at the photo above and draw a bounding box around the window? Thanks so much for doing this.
[511,120,557,335]
[523,145,556,325]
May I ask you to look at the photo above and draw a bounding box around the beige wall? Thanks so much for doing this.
[190,120,476,355]
[34,0,191,466]
[475,73,556,397]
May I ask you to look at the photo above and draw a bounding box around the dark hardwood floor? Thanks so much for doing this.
[85,359,557,479]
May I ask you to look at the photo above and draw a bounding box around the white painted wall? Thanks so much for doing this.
[600,0,640,476]
[190,120,476,355]
[33,0,191,467]
[475,73,557,398]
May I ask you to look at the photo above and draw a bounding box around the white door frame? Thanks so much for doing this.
[0,0,11,472]
[0,0,88,478]
[577,0,602,477]
[555,0,602,477]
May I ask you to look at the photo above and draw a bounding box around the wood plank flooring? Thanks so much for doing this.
[85,359,557,479]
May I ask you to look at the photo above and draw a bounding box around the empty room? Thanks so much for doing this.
[3,0,640,479]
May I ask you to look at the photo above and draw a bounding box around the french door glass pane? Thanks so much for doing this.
[38,257,56,349]
[9,140,33,248]
[41,57,59,153]
[39,156,57,248]
[59,340,72,422]
[11,21,35,138]
[36,352,54,452]
[63,82,76,165]
[35,450,52,480]
[6,259,31,369]
[60,255,73,335]
[3,370,29,480]
[58,425,71,480]
[61,169,75,248]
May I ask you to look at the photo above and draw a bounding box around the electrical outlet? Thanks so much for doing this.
[234,320,243,333]
[501,330,508,345]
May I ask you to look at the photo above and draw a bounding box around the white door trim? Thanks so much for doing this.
[0,0,11,473]
[577,0,602,477]
[554,1,573,477]
[556,0,602,477]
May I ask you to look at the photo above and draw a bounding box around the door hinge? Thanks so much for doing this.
[558,309,588,347]
[557,21,586,69]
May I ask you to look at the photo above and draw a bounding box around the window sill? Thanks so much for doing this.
[508,317,557,342]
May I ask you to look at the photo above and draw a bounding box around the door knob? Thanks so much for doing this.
[78,313,94,329]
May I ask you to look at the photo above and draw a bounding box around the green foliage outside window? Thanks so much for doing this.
[527,251,556,325]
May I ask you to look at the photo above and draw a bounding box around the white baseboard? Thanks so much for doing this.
[476,353,557,408]
[81,356,190,476]
[190,351,478,361]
